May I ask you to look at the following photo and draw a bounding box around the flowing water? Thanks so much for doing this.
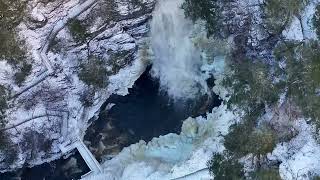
[150,0,209,100]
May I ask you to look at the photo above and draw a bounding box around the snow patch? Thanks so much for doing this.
[268,119,320,179]
[282,16,304,41]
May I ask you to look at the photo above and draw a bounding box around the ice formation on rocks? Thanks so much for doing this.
[150,0,209,100]
[83,104,236,180]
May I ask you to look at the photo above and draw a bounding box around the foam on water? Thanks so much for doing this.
[150,0,209,100]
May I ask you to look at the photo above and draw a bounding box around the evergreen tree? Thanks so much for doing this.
[182,0,221,36]
[313,5,320,39]
[274,41,320,127]
[207,152,244,180]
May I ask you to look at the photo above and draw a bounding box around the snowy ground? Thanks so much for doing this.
[269,119,320,179]
[283,0,319,40]
[0,0,155,172]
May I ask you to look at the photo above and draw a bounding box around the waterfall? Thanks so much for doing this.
[150,0,209,100]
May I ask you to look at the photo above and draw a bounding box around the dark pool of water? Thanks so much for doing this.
[84,67,222,161]
[106,67,221,141]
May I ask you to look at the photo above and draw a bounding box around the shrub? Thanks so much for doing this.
[78,56,108,89]
[224,105,264,156]
[78,88,95,107]
[274,41,320,128]
[49,38,63,53]
[182,0,221,36]
[0,0,26,30]
[84,0,119,28]
[225,123,277,158]
[224,104,278,160]
[207,152,244,180]
[247,127,277,157]
[0,85,8,126]
[0,0,27,66]
[0,86,7,112]
[68,19,88,43]
[222,56,281,158]
[14,62,32,86]
[263,0,308,34]
[108,50,134,74]
[250,168,281,180]
[0,131,17,166]
[20,131,53,161]
[223,58,284,113]
[0,0,30,88]
[0,29,26,66]
[313,5,320,39]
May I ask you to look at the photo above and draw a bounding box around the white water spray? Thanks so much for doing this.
[150,0,209,100]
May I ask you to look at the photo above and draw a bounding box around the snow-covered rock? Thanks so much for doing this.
[283,0,319,41]
[0,0,155,172]
[282,16,304,41]
[269,119,320,180]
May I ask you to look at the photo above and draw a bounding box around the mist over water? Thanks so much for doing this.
[150,0,209,100]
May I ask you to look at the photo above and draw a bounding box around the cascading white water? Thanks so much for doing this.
[150,0,209,100]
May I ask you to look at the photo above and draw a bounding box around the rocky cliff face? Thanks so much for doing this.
[0,0,155,172]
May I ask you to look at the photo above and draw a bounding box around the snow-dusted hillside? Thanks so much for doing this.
[0,0,155,171]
